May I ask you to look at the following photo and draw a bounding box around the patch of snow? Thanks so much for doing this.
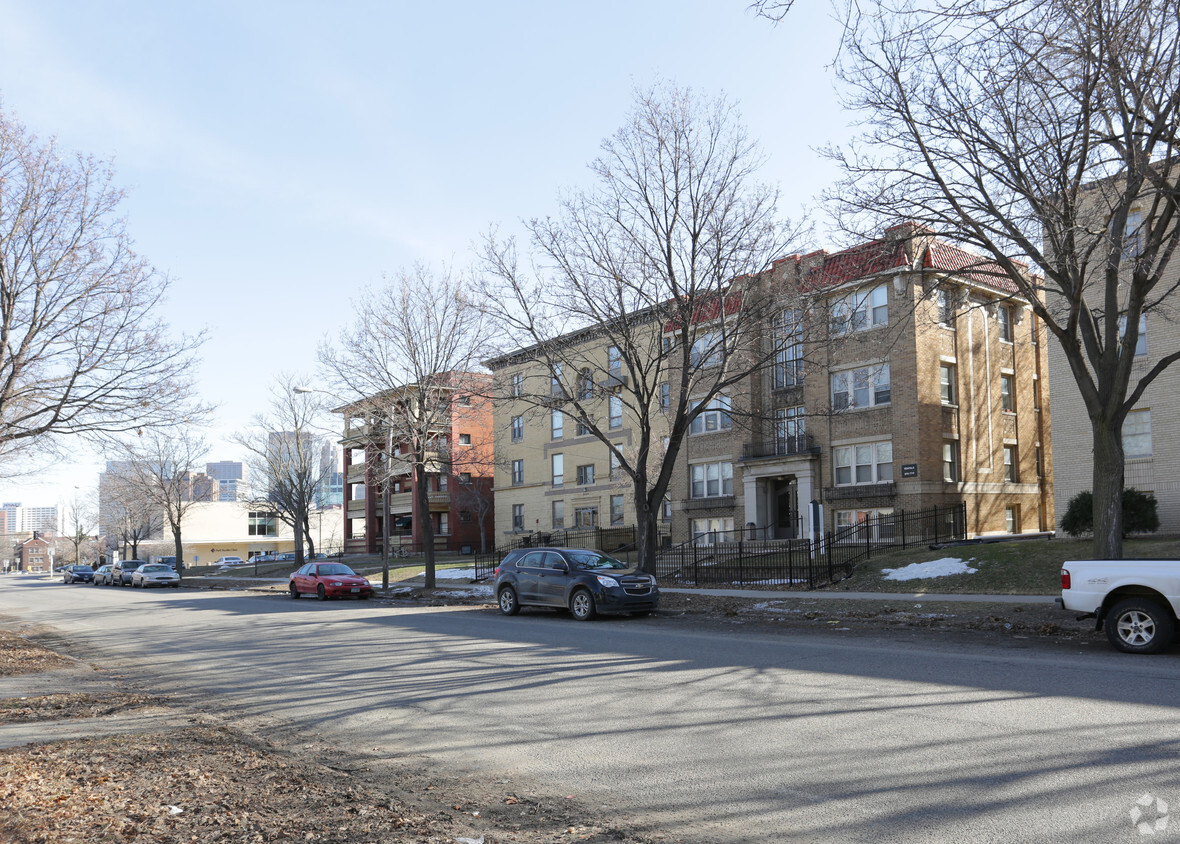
[411,567,478,580]
[442,586,493,598]
[880,558,979,581]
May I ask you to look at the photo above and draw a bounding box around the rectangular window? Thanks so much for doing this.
[775,406,806,454]
[576,464,595,485]
[940,363,956,405]
[938,287,954,327]
[833,441,893,486]
[511,459,524,485]
[1119,313,1148,357]
[690,462,734,498]
[460,510,472,523]
[690,332,724,368]
[574,506,599,528]
[1003,444,1018,482]
[459,472,471,484]
[437,474,448,491]
[551,410,563,440]
[609,394,623,429]
[832,363,890,410]
[550,363,563,396]
[511,415,523,442]
[512,503,524,531]
[662,498,672,520]
[690,395,732,434]
[692,517,735,545]
[458,433,471,445]
[1000,374,1015,412]
[577,418,592,436]
[577,369,594,400]
[831,284,887,334]
[774,309,804,388]
[942,441,960,482]
[248,511,277,536]
[437,512,449,535]
[1124,208,1143,259]
[998,304,1013,342]
[660,382,671,409]
[552,500,565,529]
[551,453,564,486]
[511,373,523,397]
[1123,408,1152,457]
[1005,505,1020,534]
[610,494,624,526]
[608,346,622,374]
[609,450,622,480]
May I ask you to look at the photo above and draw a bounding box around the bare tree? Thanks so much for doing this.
[0,107,206,464]
[109,429,211,574]
[320,265,491,590]
[234,377,334,568]
[479,82,807,571]
[103,470,163,561]
[812,0,1180,558]
[63,488,98,564]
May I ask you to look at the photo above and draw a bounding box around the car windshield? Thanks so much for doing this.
[142,565,168,572]
[75,567,93,572]
[317,564,356,576]
[566,552,629,570]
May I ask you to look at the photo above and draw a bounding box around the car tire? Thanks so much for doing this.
[498,586,520,616]
[1106,597,1175,654]
[289,583,300,600]
[570,588,597,621]
[316,584,327,601]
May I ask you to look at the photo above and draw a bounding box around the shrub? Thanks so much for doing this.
[1060,488,1159,537]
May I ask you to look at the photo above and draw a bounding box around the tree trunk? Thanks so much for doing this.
[303,515,316,559]
[173,526,184,580]
[1091,418,1126,559]
[635,483,661,574]
[414,458,437,588]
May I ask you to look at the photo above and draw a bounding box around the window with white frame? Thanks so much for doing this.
[609,450,622,480]
[551,453,564,486]
[831,284,888,335]
[609,394,623,429]
[833,441,893,485]
[940,363,956,405]
[1003,444,1018,482]
[1124,208,1143,259]
[690,461,734,498]
[938,287,955,327]
[690,395,732,434]
[692,517,734,545]
[552,500,565,529]
[550,363,563,396]
[1000,374,1015,412]
[1123,408,1152,457]
[775,406,805,453]
[998,304,1013,342]
[943,440,960,482]
[662,498,672,520]
[774,309,803,388]
[511,459,524,485]
[1005,505,1020,534]
[576,464,595,485]
[551,409,563,440]
[660,382,671,409]
[690,332,724,368]
[511,415,523,442]
[512,504,524,530]
[834,508,896,541]
[831,363,891,410]
[511,373,522,397]
[610,494,625,526]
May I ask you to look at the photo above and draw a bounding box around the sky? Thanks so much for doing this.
[0,0,851,512]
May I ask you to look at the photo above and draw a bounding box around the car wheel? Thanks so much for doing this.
[498,585,520,616]
[316,584,327,601]
[1106,598,1175,654]
[570,589,597,621]
[289,583,300,600]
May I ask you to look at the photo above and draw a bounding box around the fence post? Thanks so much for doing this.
[901,512,907,549]
[933,509,940,546]
[738,539,744,585]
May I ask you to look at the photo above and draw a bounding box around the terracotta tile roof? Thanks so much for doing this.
[800,238,910,291]
[924,242,1021,293]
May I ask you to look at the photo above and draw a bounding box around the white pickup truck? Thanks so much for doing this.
[1059,560,1180,653]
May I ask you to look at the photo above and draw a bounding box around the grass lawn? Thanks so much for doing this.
[831,535,1180,595]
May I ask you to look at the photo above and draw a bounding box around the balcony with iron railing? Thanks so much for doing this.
[741,433,820,461]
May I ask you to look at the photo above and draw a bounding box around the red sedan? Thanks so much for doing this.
[289,562,373,600]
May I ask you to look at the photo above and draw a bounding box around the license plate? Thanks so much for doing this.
[350,587,359,593]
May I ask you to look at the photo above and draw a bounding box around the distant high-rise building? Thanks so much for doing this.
[1,502,20,533]
[206,461,246,502]
[23,506,59,533]
[0,509,9,534]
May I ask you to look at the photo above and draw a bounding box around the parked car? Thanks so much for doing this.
[132,563,181,589]
[92,564,115,586]
[250,553,279,563]
[493,548,659,620]
[61,564,95,584]
[1059,559,1180,653]
[276,552,297,562]
[215,556,247,571]
[288,563,372,600]
[111,559,147,587]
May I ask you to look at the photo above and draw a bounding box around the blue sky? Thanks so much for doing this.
[0,0,849,508]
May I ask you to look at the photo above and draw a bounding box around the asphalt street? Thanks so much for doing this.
[3,576,1179,842]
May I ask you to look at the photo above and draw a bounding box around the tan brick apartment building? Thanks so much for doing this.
[338,373,495,555]
[486,225,1053,544]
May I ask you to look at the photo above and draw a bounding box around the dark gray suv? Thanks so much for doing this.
[111,559,146,587]
[493,548,659,620]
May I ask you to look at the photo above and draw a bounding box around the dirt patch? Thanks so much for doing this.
[0,725,663,844]
[0,693,165,724]
[0,629,74,676]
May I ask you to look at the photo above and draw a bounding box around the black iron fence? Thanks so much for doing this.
[474,503,967,587]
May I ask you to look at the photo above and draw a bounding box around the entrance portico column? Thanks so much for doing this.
[743,475,769,535]
[796,472,814,540]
